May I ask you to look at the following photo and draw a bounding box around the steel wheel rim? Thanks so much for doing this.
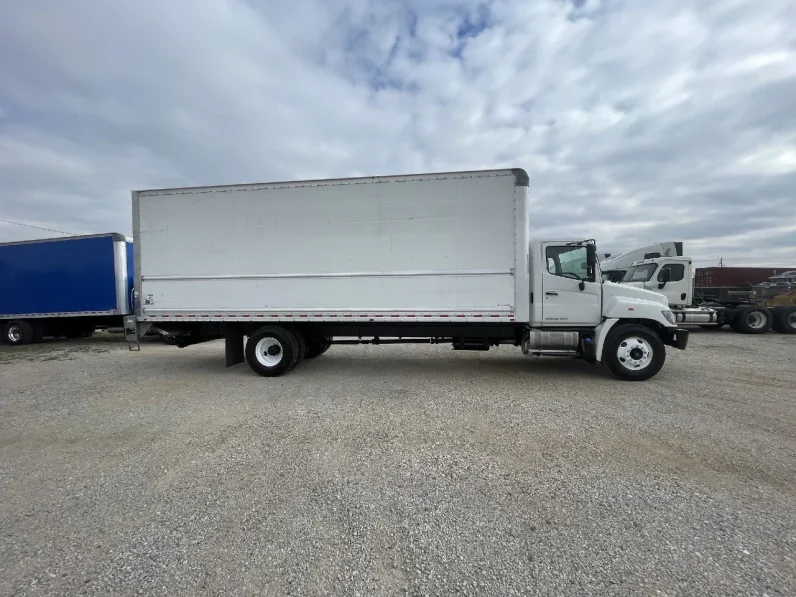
[255,337,283,367]
[789,311,796,327]
[7,325,22,343]
[616,336,653,371]
[746,311,766,329]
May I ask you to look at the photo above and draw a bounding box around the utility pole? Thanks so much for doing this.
[718,257,724,268]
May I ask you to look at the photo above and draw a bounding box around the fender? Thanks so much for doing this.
[602,282,673,328]
[603,296,673,326]
[596,286,676,362]
[594,318,620,363]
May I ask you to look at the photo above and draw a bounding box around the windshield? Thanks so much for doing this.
[622,264,657,283]
[602,270,625,283]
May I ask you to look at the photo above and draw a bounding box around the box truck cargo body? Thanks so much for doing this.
[0,233,133,344]
[130,169,688,380]
[135,171,525,322]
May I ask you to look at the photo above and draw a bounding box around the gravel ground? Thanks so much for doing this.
[0,330,794,596]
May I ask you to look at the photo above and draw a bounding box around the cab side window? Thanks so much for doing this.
[658,263,685,282]
[546,246,588,278]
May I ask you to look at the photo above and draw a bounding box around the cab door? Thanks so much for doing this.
[541,243,602,326]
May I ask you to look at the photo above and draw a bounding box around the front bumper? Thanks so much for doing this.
[661,327,689,350]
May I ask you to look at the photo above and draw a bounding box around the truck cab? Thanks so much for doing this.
[525,240,689,379]
[604,254,794,334]
[619,257,693,307]
[606,256,720,326]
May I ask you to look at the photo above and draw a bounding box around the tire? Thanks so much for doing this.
[603,324,666,381]
[304,336,332,359]
[244,326,300,377]
[772,306,796,334]
[3,320,35,346]
[289,329,306,372]
[82,329,95,338]
[730,306,772,334]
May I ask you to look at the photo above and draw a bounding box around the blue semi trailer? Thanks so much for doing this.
[0,233,133,345]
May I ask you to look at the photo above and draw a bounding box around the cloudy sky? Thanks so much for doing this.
[1,0,794,266]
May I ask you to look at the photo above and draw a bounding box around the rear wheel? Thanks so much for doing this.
[245,326,300,377]
[603,325,666,381]
[290,329,306,371]
[730,306,772,334]
[772,306,796,334]
[3,320,35,346]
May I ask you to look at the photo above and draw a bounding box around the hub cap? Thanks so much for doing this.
[746,311,767,329]
[616,336,653,371]
[255,337,283,367]
[789,311,796,328]
[7,324,22,343]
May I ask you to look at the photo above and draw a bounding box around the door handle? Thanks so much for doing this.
[545,291,558,296]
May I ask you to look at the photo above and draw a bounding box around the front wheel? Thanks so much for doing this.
[245,326,300,377]
[603,325,666,381]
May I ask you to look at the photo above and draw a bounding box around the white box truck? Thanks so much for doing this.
[127,169,688,380]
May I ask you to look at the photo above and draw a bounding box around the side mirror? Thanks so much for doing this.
[585,244,598,282]
[586,244,597,267]
[658,268,671,289]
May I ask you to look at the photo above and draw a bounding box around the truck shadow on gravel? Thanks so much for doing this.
[0,333,127,364]
[162,349,604,380]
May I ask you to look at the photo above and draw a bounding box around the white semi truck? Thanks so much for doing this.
[125,169,688,380]
[601,246,796,335]
[600,242,683,282]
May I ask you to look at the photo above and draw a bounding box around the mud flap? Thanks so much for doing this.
[225,324,245,367]
[661,327,689,350]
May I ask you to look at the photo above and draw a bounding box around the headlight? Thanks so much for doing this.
[661,309,676,325]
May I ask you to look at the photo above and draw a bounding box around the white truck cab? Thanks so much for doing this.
[525,240,688,379]
[612,257,720,326]
[607,254,790,334]
[600,241,683,283]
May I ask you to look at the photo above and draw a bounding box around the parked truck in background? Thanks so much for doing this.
[694,266,796,288]
[126,169,688,381]
[0,233,134,345]
[600,242,684,283]
[601,246,796,335]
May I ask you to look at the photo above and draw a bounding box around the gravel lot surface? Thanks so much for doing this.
[0,330,794,596]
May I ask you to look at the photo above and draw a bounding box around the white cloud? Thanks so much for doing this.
[0,0,795,268]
